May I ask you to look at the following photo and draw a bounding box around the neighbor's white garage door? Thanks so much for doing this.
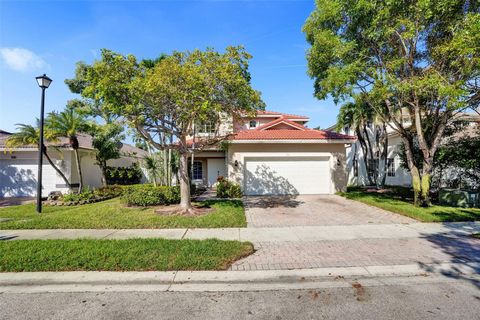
[0,159,56,197]
[244,157,331,195]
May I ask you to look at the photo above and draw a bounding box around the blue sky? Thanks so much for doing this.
[0,0,340,135]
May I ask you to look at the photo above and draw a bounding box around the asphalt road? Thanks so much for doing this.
[1,276,479,320]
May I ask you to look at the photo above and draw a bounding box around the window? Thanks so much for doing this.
[192,161,203,180]
[197,121,215,134]
[387,158,395,177]
[344,125,350,135]
[249,120,257,128]
[367,158,378,180]
[353,159,358,177]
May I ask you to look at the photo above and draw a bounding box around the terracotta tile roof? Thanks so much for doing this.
[232,129,356,141]
[255,117,307,131]
[0,131,148,157]
[253,110,310,119]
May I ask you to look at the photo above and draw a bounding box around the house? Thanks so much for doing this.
[327,113,480,188]
[188,111,356,195]
[0,131,148,198]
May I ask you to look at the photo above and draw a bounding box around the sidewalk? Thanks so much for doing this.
[1,222,480,241]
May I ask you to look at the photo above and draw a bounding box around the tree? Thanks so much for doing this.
[304,0,480,206]
[80,47,264,212]
[336,99,389,187]
[5,123,71,188]
[46,103,88,192]
[143,154,161,187]
[87,122,124,187]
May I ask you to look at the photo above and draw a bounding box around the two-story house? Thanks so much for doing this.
[188,110,355,196]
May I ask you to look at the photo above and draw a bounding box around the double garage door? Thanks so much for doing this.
[0,159,56,197]
[244,157,331,195]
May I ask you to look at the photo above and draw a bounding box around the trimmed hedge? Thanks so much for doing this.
[216,177,242,198]
[121,184,197,207]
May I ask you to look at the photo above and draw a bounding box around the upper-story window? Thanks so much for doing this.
[249,120,257,129]
[343,125,350,135]
[197,121,215,134]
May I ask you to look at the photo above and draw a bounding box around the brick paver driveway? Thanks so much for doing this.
[244,194,415,227]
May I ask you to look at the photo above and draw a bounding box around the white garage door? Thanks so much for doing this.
[244,157,331,195]
[0,159,56,197]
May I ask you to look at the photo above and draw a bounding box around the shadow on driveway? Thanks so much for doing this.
[419,223,480,289]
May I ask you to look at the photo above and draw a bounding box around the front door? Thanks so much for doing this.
[207,158,226,187]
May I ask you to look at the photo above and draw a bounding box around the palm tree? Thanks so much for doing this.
[46,104,88,192]
[5,123,71,188]
[143,154,161,187]
[337,101,376,186]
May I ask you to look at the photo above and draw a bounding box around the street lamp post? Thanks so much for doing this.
[35,74,52,213]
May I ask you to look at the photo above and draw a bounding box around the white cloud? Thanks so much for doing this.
[0,48,47,72]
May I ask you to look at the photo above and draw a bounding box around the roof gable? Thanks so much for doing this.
[256,118,307,131]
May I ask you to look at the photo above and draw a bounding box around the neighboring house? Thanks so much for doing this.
[188,110,355,196]
[0,131,148,198]
[327,113,480,188]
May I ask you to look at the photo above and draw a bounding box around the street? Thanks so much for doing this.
[1,274,479,320]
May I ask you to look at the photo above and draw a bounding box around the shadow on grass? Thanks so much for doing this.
[199,199,244,208]
[418,224,480,289]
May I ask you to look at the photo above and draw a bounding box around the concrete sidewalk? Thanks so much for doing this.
[1,222,480,242]
[0,262,478,293]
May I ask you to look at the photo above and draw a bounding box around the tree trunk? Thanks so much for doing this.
[380,123,388,188]
[73,148,83,193]
[178,151,192,211]
[356,127,374,185]
[362,124,377,186]
[99,160,107,187]
[401,135,432,206]
[43,148,71,188]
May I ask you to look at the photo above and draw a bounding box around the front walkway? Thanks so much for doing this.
[244,195,415,227]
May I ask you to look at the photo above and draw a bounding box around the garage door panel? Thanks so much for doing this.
[0,159,56,197]
[245,157,331,195]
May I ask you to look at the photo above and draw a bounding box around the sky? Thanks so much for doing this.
[0,0,341,136]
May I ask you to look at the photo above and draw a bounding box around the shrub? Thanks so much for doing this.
[121,184,183,206]
[56,185,123,206]
[105,164,142,185]
[216,177,242,198]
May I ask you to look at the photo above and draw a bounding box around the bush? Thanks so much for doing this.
[216,177,242,198]
[121,184,182,206]
[56,185,124,206]
[106,164,142,185]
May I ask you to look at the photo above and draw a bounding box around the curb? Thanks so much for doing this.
[0,262,478,293]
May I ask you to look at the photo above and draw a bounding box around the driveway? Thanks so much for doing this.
[244,195,415,227]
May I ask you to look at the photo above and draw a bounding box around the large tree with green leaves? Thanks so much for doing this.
[304,0,479,206]
[79,47,264,212]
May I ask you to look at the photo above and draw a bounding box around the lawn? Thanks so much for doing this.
[339,189,480,222]
[0,198,246,229]
[0,238,253,272]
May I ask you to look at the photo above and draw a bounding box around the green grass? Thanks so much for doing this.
[339,190,480,222]
[0,198,246,229]
[0,238,253,272]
